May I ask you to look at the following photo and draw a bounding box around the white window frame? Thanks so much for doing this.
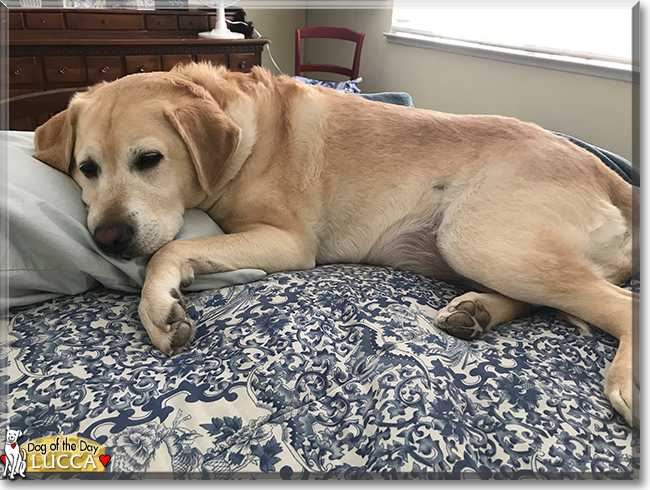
[385,3,638,83]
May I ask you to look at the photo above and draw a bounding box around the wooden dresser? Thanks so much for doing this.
[8,8,269,102]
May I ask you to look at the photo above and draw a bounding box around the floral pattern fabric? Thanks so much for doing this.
[2,264,640,479]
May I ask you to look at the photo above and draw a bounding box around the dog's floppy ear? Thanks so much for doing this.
[33,103,79,175]
[164,98,241,195]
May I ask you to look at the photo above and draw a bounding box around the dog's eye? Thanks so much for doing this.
[79,160,99,179]
[135,151,163,171]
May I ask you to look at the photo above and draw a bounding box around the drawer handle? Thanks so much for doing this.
[158,20,164,26]
[102,19,109,25]
[238,60,247,69]
[41,19,47,24]
[13,68,22,76]
[59,66,68,74]
[139,65,147,72]
[101,66,110,74]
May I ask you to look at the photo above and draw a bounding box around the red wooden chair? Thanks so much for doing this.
[295,25,365,80]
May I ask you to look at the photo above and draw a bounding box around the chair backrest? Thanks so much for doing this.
[1,87,87,131]
[295,25,365,80]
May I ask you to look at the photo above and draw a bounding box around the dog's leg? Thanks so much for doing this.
[139,225,314,356]
[439,221,638,426]
[548,277,637,427]
[436,291,536,340]
[543,278,637,427]
[458,274,636,428]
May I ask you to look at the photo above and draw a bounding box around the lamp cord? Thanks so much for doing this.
[226,19,286,75]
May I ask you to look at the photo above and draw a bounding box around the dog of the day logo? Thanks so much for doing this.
[1,431,111,477]
[1,427,26,479]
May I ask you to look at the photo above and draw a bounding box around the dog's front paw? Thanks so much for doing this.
[436,297,491,340]
[138,287,196,357]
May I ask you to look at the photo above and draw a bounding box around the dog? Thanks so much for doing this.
[2,427,26,479]
[33,62,639,426]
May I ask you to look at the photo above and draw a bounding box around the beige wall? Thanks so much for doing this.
[304,8,635,162]
[238,8,307,77]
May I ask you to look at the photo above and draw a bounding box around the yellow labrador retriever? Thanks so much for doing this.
[33,63,638,426]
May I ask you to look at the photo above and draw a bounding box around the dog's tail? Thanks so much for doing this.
[20,448,26,460]
[607,171,640,278]
[562,312,592,336]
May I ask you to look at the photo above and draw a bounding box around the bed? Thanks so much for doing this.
[0,86,640,480]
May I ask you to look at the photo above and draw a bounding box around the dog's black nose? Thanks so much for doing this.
[94,223,134,255]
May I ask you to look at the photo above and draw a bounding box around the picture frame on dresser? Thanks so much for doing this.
[11,0,109,7]
[63,0,108,8]
[154,0,189,9]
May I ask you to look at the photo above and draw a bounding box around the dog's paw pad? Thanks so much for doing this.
[436,299,491,340]
[456,300,490,328]
[143,290,195,357]
[166,298,187,324]
[163,296,195,356]
[168,320,195,356]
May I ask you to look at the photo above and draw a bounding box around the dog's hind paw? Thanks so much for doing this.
[605,355,639,428]
[436,297,491,340]
[138,287,196,357]
[606,380,637,427]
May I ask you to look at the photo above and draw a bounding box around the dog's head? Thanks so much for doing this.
[33,72,241,258]
[5,427,22,444]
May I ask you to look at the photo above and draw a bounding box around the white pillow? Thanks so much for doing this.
[1,131,266,309]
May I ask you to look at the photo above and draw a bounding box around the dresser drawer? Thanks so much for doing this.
[8,12,24,29]
[178,15,209,31]
[145,15,176,30]
[229,53,256,73]
[86,56,124,83]
[125,55,162,75]
[43,57,86,84]
[9,57,43,84]
[162,54,194,71]
[25,12,64,29]
[66,13,145,30]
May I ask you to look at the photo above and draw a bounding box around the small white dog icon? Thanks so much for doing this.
[2,427,26,479]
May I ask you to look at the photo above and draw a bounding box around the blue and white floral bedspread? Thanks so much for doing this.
[2,265,640,479]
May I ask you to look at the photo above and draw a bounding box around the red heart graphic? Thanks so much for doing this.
[99,454,110,467]
[1,455,5,465]
[11,444,16,449]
